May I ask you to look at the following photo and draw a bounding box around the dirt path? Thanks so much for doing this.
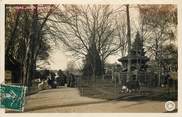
[24,87,175,113]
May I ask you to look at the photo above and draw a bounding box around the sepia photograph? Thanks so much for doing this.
[1,3,178,113]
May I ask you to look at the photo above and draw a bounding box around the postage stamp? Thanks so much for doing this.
[0,84,27,111]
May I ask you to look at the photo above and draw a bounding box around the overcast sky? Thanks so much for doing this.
[40,6,140,70]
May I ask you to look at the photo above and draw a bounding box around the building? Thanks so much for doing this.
[5,55,22,84]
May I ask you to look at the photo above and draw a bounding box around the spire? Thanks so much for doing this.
[131,32,144,56]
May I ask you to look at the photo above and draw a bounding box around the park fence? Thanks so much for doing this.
[78,71,177,100]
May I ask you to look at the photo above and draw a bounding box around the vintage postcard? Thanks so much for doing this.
[0,0,181,116]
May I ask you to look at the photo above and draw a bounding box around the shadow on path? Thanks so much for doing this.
[24,100,111,112]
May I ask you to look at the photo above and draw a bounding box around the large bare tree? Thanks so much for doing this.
[48,5,126,77]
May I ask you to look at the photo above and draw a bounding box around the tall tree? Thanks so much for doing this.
[82,40,103,78]
[49,5,126,78]
[138,5,177,59]
[138,5,177,85]
[5,5,57,86]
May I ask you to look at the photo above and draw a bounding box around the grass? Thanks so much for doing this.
[78,79,177,101]
[78,79,124,100]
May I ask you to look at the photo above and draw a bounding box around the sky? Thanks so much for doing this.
[46,47,122,70]
[41,5,140,71]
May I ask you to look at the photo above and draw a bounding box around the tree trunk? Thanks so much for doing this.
[126,5,131,82]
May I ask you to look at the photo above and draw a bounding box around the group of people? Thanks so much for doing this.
[47,71,77,88]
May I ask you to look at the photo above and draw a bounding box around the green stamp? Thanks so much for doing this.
[0,84,27,111]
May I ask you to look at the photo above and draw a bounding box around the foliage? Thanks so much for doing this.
[5,5,57,86]
[161,44,177,71]
[82,41,103,76]
[138,5,177,60]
